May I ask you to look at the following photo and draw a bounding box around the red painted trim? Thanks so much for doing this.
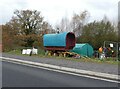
[66,32,75,49]
[44,47,69,51]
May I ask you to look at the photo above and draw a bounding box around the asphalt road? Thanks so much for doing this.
[2,61,118,87]
[2,53,118,75]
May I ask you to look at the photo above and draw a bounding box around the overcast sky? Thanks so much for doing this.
[0,0,119,27]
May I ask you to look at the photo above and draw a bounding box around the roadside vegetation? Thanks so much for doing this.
[6,49,119,65]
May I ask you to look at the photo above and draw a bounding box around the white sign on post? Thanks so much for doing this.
[32,49,38,54]
[22,49,27,54]
[110,43,113,47]
[22,48,38,55]
[26,49,32,54]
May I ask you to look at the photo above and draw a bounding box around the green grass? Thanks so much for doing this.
[5,49,119,65]
[7,49,22,54]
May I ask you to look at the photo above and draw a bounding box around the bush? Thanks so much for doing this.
[38,48,45,55]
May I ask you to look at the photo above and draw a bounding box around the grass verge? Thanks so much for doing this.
[5,49,119,65]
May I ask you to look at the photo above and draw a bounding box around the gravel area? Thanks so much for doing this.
[2,53,119,75]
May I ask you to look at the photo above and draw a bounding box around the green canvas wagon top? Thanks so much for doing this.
[71,43,94,57]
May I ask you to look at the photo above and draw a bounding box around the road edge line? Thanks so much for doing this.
[1,57,119,81]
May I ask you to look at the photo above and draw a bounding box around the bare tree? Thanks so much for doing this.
[55,17,70,32]
[70,10,90,37]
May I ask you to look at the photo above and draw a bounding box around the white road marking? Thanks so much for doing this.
[1,57,120,83]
